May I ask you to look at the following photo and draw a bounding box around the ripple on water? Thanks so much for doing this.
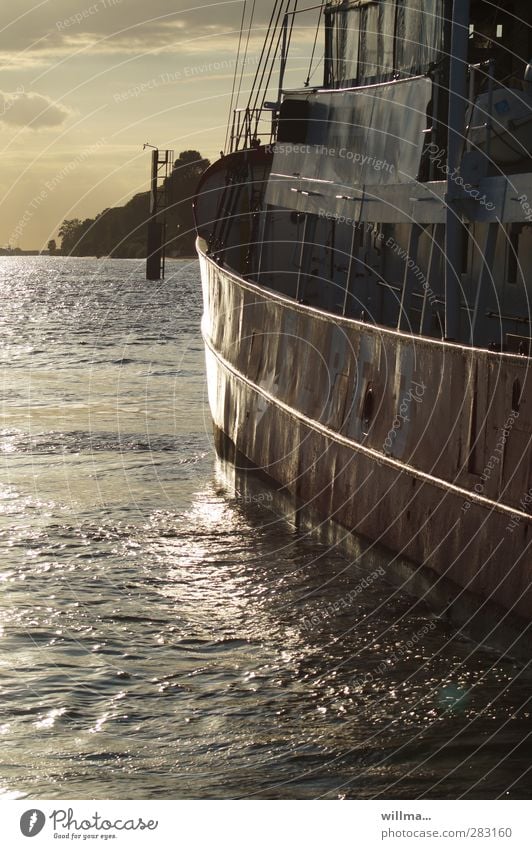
[1,258,531,799]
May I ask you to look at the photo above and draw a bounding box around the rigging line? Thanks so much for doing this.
[225,0,248,153]
[267,0,298,99]
[246,22,282,136]
[282,0,299,93]
[261,0,296,100]
[250,18,286,141]
[238,0,281,147]
[287,0,298,52]
[254,0,299,138]
[245,0,281,113]
[248,0,287,118]
[235,0,257,111]
[307,54,324,84]
[248,0,286,111]
[305,2,323,86]
[259,2,292,108]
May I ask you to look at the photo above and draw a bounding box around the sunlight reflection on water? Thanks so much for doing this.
[0,257,531,800]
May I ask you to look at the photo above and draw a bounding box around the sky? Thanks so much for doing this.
[0,0,319,249]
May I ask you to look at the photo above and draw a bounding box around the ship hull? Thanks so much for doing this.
[198,240,532,650]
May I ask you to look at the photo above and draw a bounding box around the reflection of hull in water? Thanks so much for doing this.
[199,242,532,654]
[215,451,532,659]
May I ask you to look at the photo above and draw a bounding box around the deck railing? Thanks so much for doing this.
[229,106,277,153]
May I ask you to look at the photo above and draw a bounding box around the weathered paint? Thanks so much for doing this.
[199,241,532,627]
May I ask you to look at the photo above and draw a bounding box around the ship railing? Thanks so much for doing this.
[229,106,277,153]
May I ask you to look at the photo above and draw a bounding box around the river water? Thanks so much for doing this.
[0,256,531,800]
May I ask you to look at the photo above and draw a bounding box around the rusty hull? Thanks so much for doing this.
[198,239,532,640]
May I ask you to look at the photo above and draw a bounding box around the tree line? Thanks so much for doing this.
[58,150,210,258]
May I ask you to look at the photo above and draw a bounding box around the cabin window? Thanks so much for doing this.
[332,6,359,84]
[361,1,397,82]
[381,1,396,75]
[395,0,445,77]
[359,4,380,81]
[330,0,445,88]
[342,8,360,83]
[333,8,346,83]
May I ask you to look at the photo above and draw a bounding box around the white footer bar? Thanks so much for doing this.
[3,800,528,848]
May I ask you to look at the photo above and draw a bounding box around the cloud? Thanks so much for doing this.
[0,90,71,128]
[0,1,319,74]
[0,1,241,63]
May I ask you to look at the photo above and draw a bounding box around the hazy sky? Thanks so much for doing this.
[0,0,317,249]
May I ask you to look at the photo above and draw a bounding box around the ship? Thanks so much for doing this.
[194,0,532,653]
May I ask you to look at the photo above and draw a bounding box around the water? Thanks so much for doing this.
[1,256,531,800]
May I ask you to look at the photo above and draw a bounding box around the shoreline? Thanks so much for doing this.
[0,253,198,260]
